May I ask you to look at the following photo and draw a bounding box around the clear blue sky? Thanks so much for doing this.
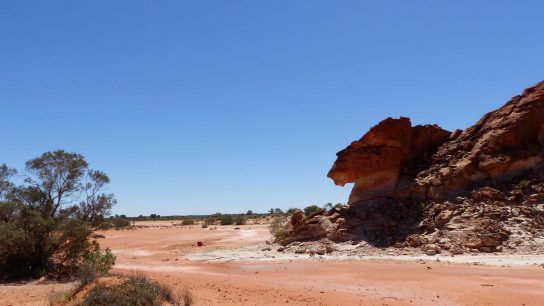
[1,1,543,216]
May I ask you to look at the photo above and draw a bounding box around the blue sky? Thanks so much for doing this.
[1,1,543,216]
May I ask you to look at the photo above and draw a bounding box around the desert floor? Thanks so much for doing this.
[2,220,544,306]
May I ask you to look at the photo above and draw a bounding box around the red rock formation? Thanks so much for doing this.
[419,81,544,199]
[328,81,544,204]
[279,81,544,253]
[327,117,450,204]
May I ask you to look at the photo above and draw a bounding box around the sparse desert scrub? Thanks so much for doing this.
[100,216,132,229]
[219,215,234,225]
[80,274,193,306]
[201,218,214,228]
[234,215,247,225]
[48,287,78,305]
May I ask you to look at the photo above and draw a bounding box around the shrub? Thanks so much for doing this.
[234,216,247,225]
[48,288,77,305]
[98,216,131,230]
[112,217,131,228]
[182,219,195,226]
[179,286,194,306]
[201,218,214,228]
[274,228,288,240]
[303,205,320,216]
[269,216,287,239]
[219,215,234,225]
[78,241,116,285]
[81,274,191,306]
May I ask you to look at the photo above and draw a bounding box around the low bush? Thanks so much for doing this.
[111,217,131,228]
[99,217,131,230]
[78,241,116,285]
[182,219,195,226]
[201,218,214,228]
[81,274,193,306]
[234,216,247,225]
[269,216,287,239]
[219,215,233,225]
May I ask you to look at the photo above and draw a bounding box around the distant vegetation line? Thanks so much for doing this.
[121,203,346,221]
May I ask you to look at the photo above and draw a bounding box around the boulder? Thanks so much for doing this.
[291,209,304,227]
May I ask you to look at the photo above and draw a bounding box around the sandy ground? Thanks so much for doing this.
[2,220,544,305]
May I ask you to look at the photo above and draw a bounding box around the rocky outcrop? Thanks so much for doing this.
[279,81,544,253]
[327,118,450,204]
[419,82,544,199]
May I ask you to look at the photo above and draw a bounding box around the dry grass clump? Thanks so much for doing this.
[269,216,288,239]
[48,287,77,305]
[79,274,193,306]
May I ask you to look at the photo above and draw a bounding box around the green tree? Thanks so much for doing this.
[0,150,116,280]
[0,164,16,199]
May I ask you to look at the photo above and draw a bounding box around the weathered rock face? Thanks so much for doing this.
[419,82,544,199]
[329,81,544,204]
[279,81,544,253]
[327,117,450,204]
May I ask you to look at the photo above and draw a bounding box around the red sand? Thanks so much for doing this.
[2,221,543,305]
